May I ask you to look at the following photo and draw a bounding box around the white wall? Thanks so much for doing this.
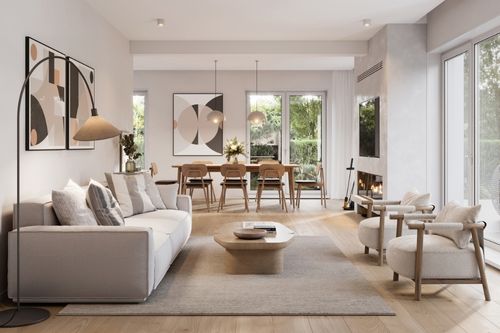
[354,24,434,200]
[0,0,132,294]
[427,0,500,53]
[134,70,353,198]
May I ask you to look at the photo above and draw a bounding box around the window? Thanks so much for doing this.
[132,92,146,170]
[443,28,500,248]
[476,33,500,244]
[247,92,326,195]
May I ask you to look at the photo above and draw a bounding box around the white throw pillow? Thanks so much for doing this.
[105,173,156,217]
[433,201,481,249]
[157,183,178,209]
[143,173,167,209]
[86,179,125,226]
[52,179,98,226]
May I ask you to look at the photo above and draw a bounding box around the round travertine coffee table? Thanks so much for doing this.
[213,222,295,274]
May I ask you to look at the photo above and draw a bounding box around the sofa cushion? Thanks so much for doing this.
[152,231,173,289]
[86,179,124,226]
[433,202,481,249]
[125,210,191,255]
[105,173,156,217]
[386,234,479,279]
[52,180,98,226]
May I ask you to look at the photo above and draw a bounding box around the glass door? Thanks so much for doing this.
[248,94,283,190]
[476,32,500,244]
[247,92,326,196]
[288,94,324,196]
[443,49,473,205]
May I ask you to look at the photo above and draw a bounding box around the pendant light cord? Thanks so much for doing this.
[255,60,259,111]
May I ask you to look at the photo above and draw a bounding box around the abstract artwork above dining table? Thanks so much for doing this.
[173,93,223,156]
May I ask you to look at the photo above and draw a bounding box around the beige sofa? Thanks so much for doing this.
[8,191,192,303]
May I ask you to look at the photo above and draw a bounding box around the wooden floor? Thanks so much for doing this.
[2,198,500,333]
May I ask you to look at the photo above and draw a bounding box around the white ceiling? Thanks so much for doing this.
[85,0,445,70]
[134,54,355,71]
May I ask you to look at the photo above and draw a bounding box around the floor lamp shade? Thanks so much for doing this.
[73,113,121,141]
[0,54,119,328]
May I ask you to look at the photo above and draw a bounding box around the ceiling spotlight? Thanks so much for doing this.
[156,18,165,27]
[362,19,371,28]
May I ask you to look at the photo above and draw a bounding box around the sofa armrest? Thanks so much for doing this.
[177,195,192,215]
[8,225,155,303]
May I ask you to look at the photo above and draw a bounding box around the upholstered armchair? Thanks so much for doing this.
[386,202,490,301]
[353,191,434,265]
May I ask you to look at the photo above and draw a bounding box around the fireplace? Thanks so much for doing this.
[357,171,383,199]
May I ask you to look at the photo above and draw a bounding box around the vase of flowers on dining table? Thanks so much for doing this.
[224,137,246,164]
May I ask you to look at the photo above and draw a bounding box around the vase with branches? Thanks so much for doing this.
[120,134,142,172]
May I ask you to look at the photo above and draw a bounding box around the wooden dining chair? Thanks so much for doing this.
[181,164,211,211]
[256,163,288,212]
[218,164,249,212]
[149,162,178,185]
[192,160,217,203]
[295,163,326,208]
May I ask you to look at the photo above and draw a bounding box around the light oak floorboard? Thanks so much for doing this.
[2,199,499,333]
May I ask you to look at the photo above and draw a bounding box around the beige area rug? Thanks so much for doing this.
[59,236,394,316]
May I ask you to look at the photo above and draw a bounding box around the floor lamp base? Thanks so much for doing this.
[0,307,50,327]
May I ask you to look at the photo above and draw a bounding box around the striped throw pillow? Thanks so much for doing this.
[86,179,124,226]
[105,173,156,217]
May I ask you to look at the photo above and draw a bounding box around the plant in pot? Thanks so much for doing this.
[120,134,142,173]
[223,137,246,164]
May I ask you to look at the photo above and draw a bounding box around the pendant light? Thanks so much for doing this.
[206,59,225,124]
[247,60,266,125]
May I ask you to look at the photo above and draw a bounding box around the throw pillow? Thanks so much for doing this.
[86,179,125,226]
[143,173,167,209]
[52,179,98,226]
[433,201,481,249]
[157,183,178,209]
[105,173,156,217]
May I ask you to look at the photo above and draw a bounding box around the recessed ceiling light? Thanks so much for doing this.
[362,19,371,28]
[156,18,165,27]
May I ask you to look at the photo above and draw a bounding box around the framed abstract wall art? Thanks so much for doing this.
[173,93,223,156]
[66,57,95,150]
[25,37,67,150]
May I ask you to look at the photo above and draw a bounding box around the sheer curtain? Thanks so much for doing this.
[329,71,355,199]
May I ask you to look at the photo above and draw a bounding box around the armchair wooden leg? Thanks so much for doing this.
[364,246,369,254]
[377,212,385,266]
[393,272,399,281]
[471,228,491,301]
[414,228,424,301]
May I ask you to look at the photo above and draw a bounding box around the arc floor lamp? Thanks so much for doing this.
[0,55,120,327]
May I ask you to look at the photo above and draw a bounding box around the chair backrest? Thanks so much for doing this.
[259,163,285,179]
[258,159,280,164]
[150,162,159,177]
[221,163,246,178]
[181,164,208,179]
[192,160,213,176]
[192,160,213,164]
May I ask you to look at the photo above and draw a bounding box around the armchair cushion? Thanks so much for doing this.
[386,235,479,279]
[433,202,481,249]
[401,191,431,206]
[358,217,415,250]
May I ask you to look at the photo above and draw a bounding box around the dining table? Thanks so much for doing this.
[171,163,298,208]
